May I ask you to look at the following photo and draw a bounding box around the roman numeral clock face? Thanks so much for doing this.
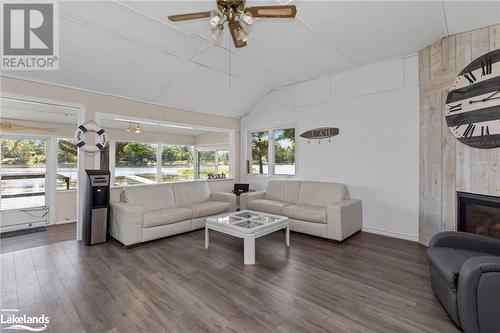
[446,49,500,149]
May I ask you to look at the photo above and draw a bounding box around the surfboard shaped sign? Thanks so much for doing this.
[300,127,339,143]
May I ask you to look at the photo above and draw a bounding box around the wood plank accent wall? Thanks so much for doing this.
[419,24,500,246]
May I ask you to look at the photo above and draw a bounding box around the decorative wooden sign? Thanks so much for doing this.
[300,127,339,143]
[207,172,226,180]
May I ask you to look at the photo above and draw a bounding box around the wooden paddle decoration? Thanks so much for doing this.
[0,121,56,133]
[300,127,339,143]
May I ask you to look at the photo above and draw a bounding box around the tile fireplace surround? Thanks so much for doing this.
[457,192,500,240]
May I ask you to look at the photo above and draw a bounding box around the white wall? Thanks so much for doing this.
[55,191,77,223]
[195,132,229,146]
[241,55,420,241]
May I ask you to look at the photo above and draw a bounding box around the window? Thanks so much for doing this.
[217,150,229,174]
[197,149,230,179]
[57,138,77,190]
[248,127,296,176]
[250,131,269,174]
[273,128,295,175]
[108,137,232,186]
[114,141,157,186]
[161,145,194,182]
[198,150,216,179]
[1,137,47,210]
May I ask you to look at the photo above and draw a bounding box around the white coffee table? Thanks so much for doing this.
[205,210,290,265]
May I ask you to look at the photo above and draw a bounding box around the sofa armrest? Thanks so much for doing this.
[326,199,362,241]
[211,192,237,212]
[240,191,266,210]
[458,256,500,333]
[110,202,144,246]
[429,231,500,255]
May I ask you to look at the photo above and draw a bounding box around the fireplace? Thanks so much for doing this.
[457,192,500,240]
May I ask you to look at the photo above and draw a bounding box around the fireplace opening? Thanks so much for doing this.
[457,192,500,240]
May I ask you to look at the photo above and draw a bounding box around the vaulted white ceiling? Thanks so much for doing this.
[3,1,500,118]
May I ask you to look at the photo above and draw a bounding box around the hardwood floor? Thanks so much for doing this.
[0,223,76,254]
[0,230,460,333]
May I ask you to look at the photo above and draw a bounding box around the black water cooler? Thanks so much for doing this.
[83,170,110,246]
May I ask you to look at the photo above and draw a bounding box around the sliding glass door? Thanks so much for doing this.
[0,137,47,211]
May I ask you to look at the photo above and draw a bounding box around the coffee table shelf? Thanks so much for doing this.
[205,210,290,265]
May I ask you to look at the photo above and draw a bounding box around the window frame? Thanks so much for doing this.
[107,140,233,188]
[160,144,195,183]
[56,137,78,191]
[0,135,49,211]
[248,130,270,175]
[247,126,297,177]
[112,140,159,187]
[195,145,231,180]
[272,128,296,176]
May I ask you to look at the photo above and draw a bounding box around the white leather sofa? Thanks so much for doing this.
[240,180,362,242]
[110,181,236,246]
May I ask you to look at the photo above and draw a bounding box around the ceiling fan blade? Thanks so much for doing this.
[246,5,297,18]
[228,21,247,48]
[168,11,211,22]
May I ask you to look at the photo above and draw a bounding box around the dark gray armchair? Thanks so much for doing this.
[427,232,500,333]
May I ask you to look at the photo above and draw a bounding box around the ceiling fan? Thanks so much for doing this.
[168,0,297,48]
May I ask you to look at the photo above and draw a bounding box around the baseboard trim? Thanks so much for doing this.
[362,227,418,242]
[55,220,76,225]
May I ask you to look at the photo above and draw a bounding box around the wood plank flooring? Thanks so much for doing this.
[1,223,76,254]
[0,230,460,333]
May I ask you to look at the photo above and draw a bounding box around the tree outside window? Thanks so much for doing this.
[198,150,216,179]
[161,145,194,182]
[250,131,269,174]
[217,150,229,174]
[57,138,77,190]
[114,141,157,186]
[273,128,295,175]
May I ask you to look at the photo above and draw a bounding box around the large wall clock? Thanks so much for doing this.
[446,49,500,149]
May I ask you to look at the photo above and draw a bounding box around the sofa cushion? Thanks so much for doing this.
[143,207,193,228]
[265,180,302,204]
[297,181,348,207]
[172,181,211,206]
[427,247,495,289]
[123,183,175,212]
[282,204,327,223]
[248,199,290,215]
[185,201,229,218]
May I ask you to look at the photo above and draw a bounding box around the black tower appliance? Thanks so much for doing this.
[83,169,110,246]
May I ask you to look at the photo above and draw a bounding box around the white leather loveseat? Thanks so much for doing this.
[240,180,362,242]
[110,181,236,246]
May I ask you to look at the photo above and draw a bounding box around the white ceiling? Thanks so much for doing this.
[100,118,209,136]
[3,1,500,118]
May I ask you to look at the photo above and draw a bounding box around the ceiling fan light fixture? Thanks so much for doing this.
[211,24,223,42]
[240,12,252,25]
[239,18,252,34]
[168,1,297,48]
[127,122,141,134]
[238,28,248,43]
[209,14,220,28]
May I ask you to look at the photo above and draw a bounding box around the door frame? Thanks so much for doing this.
[1,93,86,241]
